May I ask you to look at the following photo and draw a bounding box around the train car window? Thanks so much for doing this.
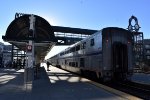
[83,42,86,49]
[70,48,72,52]
[70,47,75,52]
[76,45,80,51]
[69,50,71,53]
[147,56,150,59]
[80,58,85,67]
[91,39,95,46]
[65,60,67,64]
[146,50,150,53]
[81,44,83,49]
[145,45,150,48]
[76,62,78,67]
[73,47,75,52]
[67,50,69,54]
[65,51,67,54]
[60,52,64,56]
[72,62,75,67]
[69,62,71,66]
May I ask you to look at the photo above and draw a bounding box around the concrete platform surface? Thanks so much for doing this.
[0,65,139,100]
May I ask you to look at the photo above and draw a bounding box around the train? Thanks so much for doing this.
[48,27,135,81]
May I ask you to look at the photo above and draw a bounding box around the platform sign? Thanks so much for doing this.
[27,45,32,52]
[26,40,34,68]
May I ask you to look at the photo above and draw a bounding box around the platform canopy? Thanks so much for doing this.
[2,14,57,60]
[2,13,98,60]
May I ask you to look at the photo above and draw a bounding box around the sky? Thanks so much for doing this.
[0,0,150,58]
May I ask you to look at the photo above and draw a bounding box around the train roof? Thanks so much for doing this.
[49,27,132,58]
[102,27,131,33]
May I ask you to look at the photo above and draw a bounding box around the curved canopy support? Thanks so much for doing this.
[3,14,57,42]
[2,14,57,61]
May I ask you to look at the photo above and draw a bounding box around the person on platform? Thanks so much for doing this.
[46,61,51,71]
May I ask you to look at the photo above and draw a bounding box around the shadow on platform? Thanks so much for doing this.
[0,67,120,100]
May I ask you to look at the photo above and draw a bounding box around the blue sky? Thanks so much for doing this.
[0,0,150,58]
[1,0,150,38]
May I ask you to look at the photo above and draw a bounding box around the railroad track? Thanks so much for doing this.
[105,80,150,100]
[59,67,150,99]
[74,71,150,99]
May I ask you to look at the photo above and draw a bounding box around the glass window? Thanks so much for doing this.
[145,45,150,48]
[67,50,69,54]
[65,60,67,64]
[75,62,78,67]
[82,42,86,49]
[76,45,80,51]
[70,47,75,52]
[147,56,150,59]
[80,58,84,67]
[72,62,75,67]
[146,50,150,53]
[69,62,71,66]
[91,39,94,46]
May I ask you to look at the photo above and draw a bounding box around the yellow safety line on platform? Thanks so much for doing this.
[87,80,142,100]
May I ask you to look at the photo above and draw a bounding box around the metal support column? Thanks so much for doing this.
[24,15,35,91]
[134,32,144,70]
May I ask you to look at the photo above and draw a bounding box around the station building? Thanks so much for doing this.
[143,39,150,65]
[2,45,12,67]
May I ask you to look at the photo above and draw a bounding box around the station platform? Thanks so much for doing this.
[0,65,140,100]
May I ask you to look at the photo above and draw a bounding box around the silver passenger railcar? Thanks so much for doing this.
[48,27,134,81]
